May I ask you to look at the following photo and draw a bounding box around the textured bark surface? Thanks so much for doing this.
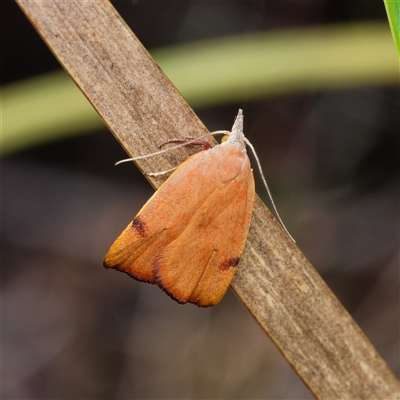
[16,1,399,398]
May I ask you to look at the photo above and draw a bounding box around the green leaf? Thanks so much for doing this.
[2,23,398,155]
[384,0,400,57]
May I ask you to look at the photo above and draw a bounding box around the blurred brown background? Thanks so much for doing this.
[2,1,399,399]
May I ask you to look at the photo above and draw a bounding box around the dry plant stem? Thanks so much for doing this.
[16,1,399,399]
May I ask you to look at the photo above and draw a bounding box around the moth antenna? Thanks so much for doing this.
[245,138,296,243]
[115,131,223,166]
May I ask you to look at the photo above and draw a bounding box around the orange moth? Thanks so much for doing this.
[104,110,254,306]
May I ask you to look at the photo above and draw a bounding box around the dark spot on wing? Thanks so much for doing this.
[132,216,147,237]
[219,257,240,271]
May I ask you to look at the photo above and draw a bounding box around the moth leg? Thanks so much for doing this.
[159,138,212,151]
[146,167,178,177]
